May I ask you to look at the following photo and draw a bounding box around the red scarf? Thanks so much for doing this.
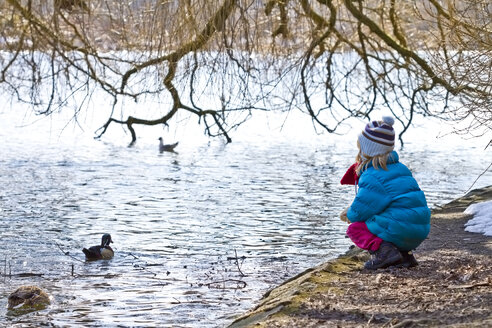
[340,163,359,185]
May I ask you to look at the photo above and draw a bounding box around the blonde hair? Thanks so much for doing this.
[355,140,389,176]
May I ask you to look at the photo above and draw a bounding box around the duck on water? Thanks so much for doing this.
[82,233,114,260]
[158,137,178,153]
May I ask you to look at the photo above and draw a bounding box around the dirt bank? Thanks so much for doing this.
[229,186,492,328]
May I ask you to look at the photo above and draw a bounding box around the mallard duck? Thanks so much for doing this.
[82,233,114,260]
[7,286,51,310]
[158,137,178,153]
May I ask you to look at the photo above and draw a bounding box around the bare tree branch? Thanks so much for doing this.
[0,0,490,145]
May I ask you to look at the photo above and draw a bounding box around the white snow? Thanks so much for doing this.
[464,200,492,237]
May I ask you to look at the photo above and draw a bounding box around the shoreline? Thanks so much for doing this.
[229,186,492,327]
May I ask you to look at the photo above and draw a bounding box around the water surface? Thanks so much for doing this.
[0,109,490,327]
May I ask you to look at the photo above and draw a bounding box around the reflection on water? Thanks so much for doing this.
[0,110,490,327]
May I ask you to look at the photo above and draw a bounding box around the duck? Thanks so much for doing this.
[158,137,178,153]
[82,233,114,260]
[7,286,51,311]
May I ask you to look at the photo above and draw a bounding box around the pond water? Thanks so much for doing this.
[0,107,490,327]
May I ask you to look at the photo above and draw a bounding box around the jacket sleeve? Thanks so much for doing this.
[346,174,392,223]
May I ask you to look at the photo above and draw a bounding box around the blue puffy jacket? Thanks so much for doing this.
[347,151,430,251]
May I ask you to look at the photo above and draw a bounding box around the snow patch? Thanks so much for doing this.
[464,200,492,236]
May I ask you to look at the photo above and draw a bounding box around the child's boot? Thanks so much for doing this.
[364,241,403,270]
[394,250,418,268]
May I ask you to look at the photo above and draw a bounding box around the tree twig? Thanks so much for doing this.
[54,241,85,263]
[205,279,247,289]
[465,161,492,194]
[234,249,246,277]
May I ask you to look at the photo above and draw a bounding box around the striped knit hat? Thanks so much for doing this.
[358,116,395,157]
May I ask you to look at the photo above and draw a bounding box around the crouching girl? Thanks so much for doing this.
[340,116,431,270]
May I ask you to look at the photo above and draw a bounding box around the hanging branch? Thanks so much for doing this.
[96,0,238,145]
[2,0,491,146]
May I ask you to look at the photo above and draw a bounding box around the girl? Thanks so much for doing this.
[340,116,431,270]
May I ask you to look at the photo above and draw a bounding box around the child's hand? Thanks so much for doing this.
[339,207,351,223]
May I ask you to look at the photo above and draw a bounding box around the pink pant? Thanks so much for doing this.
[346,222,383,252]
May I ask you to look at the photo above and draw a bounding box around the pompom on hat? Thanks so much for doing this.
[358,116,395,157]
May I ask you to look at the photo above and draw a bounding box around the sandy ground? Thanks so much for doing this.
[229,186,492,328]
